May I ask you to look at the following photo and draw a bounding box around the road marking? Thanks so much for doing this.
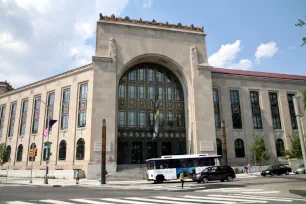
[124,197,192,204]
[6,202,35,204]
[185,195,267,203]
[232,194,306,202]
[70,199,112,204]
[155,196,236,204]
[241,191,280,194]
[102,198,152,204]
[209,194,292,202]
[40,200,75,204]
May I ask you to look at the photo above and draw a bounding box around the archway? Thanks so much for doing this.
[117,63,187,164]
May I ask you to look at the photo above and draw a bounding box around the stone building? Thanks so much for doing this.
[0,15,305,179]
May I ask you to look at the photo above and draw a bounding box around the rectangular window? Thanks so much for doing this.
[138,86,145,99]
[250,91,263,129]
[61,88,70,130]
[19,100,28,135]
[148,87,154,100]
[128,111,135,127]
[158,87,164,100]
[167,88,173,100]
[159,112,164,127]
[148,111,154,127]
[128,70,136,81]
[287,94,297,130]
[118,111,126,127]
[269,92,282,129]
[230,90,242,129]
[177,113,183,127]
[213,88,221,129]
[8,103,17,137]
[148,69,154,82]
[138,69,144,81]
[32,96,41,134]
[119,84,125,98]
[45,92,55,132]
[78,83,88,127]
[168,112,174,127]
[128,85,135,99]
[157,70,163,82]
[0,105,6,138]
[139,112,146,128]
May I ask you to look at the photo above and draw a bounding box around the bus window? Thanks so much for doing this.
[186,159,193,167]
[175,159,181,168]
[193,159,198,167]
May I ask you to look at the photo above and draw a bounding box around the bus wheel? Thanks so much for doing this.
[156,175,164,183]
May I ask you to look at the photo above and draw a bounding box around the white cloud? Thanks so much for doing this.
[0,0,129,88]
[288,45,296,50]
[143,0,153,8]
[208,40,253,70]
[255,41,278,63]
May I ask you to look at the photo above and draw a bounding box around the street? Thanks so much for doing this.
[1,174,306,204]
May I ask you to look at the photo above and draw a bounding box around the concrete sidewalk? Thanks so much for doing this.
[0,172,264,187]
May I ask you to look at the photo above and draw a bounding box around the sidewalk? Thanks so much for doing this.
[0,172,263,187]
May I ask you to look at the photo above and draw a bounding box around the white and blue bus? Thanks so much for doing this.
[146,154,221,183]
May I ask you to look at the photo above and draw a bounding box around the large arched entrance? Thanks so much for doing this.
[117,63,186,164]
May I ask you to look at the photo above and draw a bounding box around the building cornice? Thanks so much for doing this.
[92,56,113,63]
[98,14,206,36]
[197,63,213,71]
[0,64,93,98]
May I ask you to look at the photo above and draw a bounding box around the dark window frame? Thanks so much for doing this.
[59,140,67,160]
[235,139,245,158]
[17,144,23,161]
[19,99,28,136]
[76,138,85,160]
[78,83,88,128]
[230,90,242,129]
[213,88,221,129]
[276,138,285,157]
[250,91,263,129]
[8,102,17,137]
[0,104,6,138]
[31,96,41,134]
[269,92,282,129]
[287,94,297,130]
[61,88,70,130]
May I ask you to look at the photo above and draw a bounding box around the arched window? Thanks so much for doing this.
[59,140,67,160]
[6,145,11,161]
[276,138,285,157]
[17,144,23,162]
[216,138,222,156]
[235,139,245,158]
[29,143,36,161]
[76,139,85,160]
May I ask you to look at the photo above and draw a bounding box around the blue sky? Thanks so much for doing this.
[0,0,305,88]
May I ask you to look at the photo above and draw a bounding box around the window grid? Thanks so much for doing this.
[230,90,242,129]
[235,139,245,158]
[8,103,17,137]
[276,139,285,157]
[32,96,41,134]
[269,92,282,129]
[19,100,28,135]
[213,88,221,129]
[61,88,70,130]
[45,92,55,132]
[59,140,67,160]
[250,91,263,129]
[76,139,85,160]
[0,105,6,138]
[78,83,88,127]
[287,94,297,130]
[17,144,23,161]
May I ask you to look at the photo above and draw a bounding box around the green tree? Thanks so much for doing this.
[283,136,303,159]
[0,143,8,165]
[295,17,306,46]
[250,136,270,165]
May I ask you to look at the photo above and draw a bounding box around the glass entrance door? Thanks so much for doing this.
[132,142,142,164]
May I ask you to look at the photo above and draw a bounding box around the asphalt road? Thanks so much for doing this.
[1,174,306,204]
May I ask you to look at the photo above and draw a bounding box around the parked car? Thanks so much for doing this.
[294,164,305,174]
[261,164,292,176]
[194,166,236,183]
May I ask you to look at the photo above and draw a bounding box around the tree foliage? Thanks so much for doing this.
[250,136,270,165]
[0,143,8,165]
[295,17,306,46]
[283,135,303,159]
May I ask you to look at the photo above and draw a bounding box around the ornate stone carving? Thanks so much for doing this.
[109,37,116,60]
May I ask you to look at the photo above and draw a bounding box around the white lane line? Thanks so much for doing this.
[70,199,112,204]
[210,194,292,202]
[241,191,280,194]
[40,200,75,204]
[232,194,306,202]
[155,196,236,204]
[185,195,267,203]
[6,202,35,204]
[124,197,191,204]
[102,198,153,204]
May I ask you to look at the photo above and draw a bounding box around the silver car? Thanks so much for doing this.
[294,164,305,174]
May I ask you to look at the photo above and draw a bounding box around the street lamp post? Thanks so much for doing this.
[40,100,50,184]
[221,121,228,165]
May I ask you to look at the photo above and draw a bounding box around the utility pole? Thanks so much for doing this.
[101,119,106,184]
[30,147,34,183]
[221,121,228,165]
[44,107,50,184]
[293,96,306,167]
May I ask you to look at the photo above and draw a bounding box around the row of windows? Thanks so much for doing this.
[6,138,85,162]
[0,83,88,138]
[213,88,298,131]
[216,138,285,158]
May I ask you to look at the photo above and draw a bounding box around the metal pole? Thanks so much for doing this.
[101,119,106,184]
[6,159,11,183]
[44,107,50,184]
[30,150,34,183]
[221,121,228,165]
[293,96,306,167]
